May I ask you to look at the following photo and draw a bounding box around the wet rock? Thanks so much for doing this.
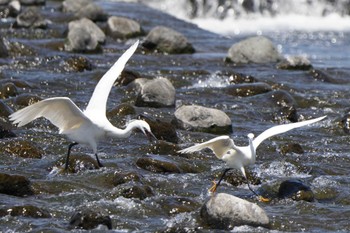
[65,18,105,52]
[277,55,313,70]
[278,179,314,202]
[158,196,200,215]
[107,103,136,118]
[118,184,154,200]
[8,0,21,17]
[0,82,18,99]
[0,121,16,138]
[60,154,100,173]
[227,72,257,84]
[280,143,304,155]
[0,139,43,158]
[140,115,178,143]
[115,69,141,86]
[0,37,9,57]
[223,169,261,187]
[200,193,269,229]
[225,82,272,97]
[341,112,350,134]
[133,77,176,108]
[113,171,141,186]
[107,16,144,39]
[14,94,42,106]
[62,0,107,21]
[69,207,112,230]
[226,36,282,64]
[136,154,197,173]
[15,7,48,28]
[61,56,93,72]
[0,99,13,117]
[3,205,51,218]
[144,140,180,155]
[273,105,298,123]
[142,26,195,54]
[0,173,34,196]
[309,68,341,83]
[20,0,45,5]
[7,41,36,56]
[173,104,232,134]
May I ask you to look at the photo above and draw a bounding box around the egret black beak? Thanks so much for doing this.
[145,130,157,142]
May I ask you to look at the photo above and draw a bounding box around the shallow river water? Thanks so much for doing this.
[0,1,350,232]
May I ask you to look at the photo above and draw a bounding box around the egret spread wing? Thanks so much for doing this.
[9,97,90,134]
[84,41,139,119]
[179,135,235,159]
[253,115,326,149]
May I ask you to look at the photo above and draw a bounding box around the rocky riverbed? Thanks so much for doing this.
[0,0,350,232]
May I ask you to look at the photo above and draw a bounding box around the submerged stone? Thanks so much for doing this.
[277,55,313,70]
[278,179,314,202]
[225,82,272,97]
[201,193,269,229]
[69,207,112,230]
[4,205,51,218]
[1,139,43,158]
[0,173,34,197]
[0,82,18,99]
[14,94,42,106]
[0,100,13,118]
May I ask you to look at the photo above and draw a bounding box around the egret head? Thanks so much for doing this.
[132,120,157,142]
[247,133,254,139]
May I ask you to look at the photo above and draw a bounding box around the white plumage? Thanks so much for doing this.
[10,41,156,170]
[179,116,326,200]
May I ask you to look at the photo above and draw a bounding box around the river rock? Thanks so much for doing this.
[3,205,51,218]
[0,173,34,196]
[173,104,232,134]
[65,18,105,52]
[223,169,261,187]
[280,143,304,155]
[136,154,197,173]
[107,16,143,39]
[226,36,282,64]
[225,82,272,97]
[139,115,178,143]
[0,100,13,117]
[132,77,176,108]
[62,0,107,21]
[15,7,48,28]
[309,68,341,83]
[20,0,45,5]
[1,139,43,158]
[142,26,195,54]
[0,82,18,99]
[277,55,313,70]
[278,179,314,202]
[8,0,21,17]
[227,72,257,84]
[14,93,42,106]
[0,122,16,138]
[60,154,100,173]
[61,56,93,72]
[115,69,142,86]
[0,37,9,57]
[113,171,141,186]
[116,184,154,200]
[341,111,350,134]
[69,207,112,230]
[201,193,269,229]
[158,196,200,215]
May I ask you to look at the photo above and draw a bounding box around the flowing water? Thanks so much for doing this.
[0,0,350,232]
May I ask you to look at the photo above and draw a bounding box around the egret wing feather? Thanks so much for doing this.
[179,135,234,159]
[84,41,139,119]
[253,116,326,149]
[9,97,90,133]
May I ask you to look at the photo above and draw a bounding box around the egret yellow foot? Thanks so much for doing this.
[208,181,218,193]
[258,196,270,202]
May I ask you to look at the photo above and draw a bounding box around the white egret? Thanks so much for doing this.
[179,116,326,201]
[10,41,157,170]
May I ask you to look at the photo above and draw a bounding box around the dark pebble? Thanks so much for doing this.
[0,99,13,117]
[0,121,16,138]
[225,82,272,97]
[61,56,93,72]
[0,82,18,99]
[278,179,314,202]
[2,205,51,218]
[139,115,178,143]
[280,143,304,155]
[113,171,141,186]
[14,93,42,106]
[69,208,112,230]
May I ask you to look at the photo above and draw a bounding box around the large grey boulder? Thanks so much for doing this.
[132,77,175,108]
[62,0,107,21]
[174,105,232,134]
[65,18,105,52]
[201,193,269,230]
[226,36,282,64]
[142,26,195,54]
[107,16,143,39]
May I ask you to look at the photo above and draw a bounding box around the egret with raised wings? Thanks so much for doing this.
[179,116,326,201]
[10,41,156,170]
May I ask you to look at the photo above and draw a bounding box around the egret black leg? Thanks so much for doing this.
[216,168,232,188]
[65,142,78,170]
[245,177,260,197]
[95,154,103,168]
[245,176,270,202]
